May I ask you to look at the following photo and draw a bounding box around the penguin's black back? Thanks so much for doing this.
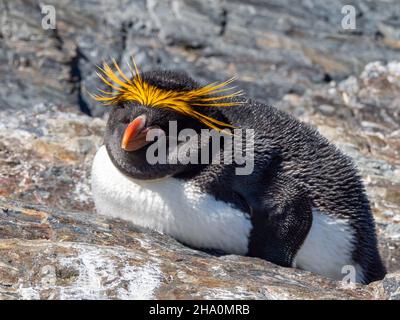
[116,69,385,282]
[185,98,386,283]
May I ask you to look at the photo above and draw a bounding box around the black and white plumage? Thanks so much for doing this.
[91,70,386,284]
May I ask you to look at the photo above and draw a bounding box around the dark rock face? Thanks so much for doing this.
[2,0,400,115]
[0,0,399,299]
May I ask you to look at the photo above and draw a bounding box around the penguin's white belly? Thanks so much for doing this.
[91,146,361,282]
[91,146,252,255]
[293,211,362,282]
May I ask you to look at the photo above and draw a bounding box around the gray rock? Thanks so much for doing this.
[371,272,400,300]
[0,103,104,212]
[2,0,400,115]
[0,198,384,300]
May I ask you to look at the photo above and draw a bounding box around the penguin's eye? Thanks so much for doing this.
[119,112,132,124]
[121,117,131,124]
[113,105,131,124]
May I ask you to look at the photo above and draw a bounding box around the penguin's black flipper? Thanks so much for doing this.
[247,174,313,267]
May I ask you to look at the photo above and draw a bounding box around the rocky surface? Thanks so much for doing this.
[0,198,395,300]
[0,0,399,299]
[2,0,400,116]
[0,104,104,212]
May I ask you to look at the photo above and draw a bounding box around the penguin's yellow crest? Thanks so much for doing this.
[90,57,243,131]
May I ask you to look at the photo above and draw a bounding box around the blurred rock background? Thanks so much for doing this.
[0,0,399,299]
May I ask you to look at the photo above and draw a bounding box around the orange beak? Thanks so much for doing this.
[121,115,148,152]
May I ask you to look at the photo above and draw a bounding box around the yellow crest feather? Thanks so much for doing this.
[90,57,243,131]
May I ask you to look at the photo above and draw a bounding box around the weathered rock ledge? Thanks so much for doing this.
[0,198,398,300]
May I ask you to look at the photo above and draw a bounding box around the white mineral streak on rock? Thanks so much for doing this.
[15,242,162,300]
[201,286,257,300]
[18,286,41,300]
[116,264,162,300]
[57,243,163,300]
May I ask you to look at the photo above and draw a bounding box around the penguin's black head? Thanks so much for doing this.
[101,69,239,180]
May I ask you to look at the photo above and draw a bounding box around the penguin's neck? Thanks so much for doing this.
[91,146,252,254]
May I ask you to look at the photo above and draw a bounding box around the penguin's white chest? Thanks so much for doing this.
[91,146,252,254]
[91,146,361,282]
